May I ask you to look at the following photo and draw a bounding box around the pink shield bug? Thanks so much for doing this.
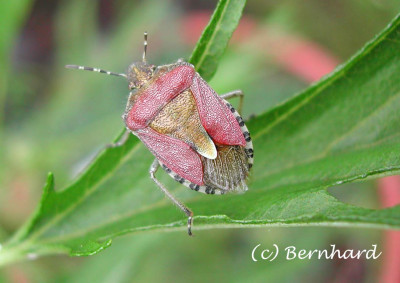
[66,33,253,235]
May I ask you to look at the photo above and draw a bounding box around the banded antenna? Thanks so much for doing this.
[65,65,127,78]
[66,32,149,77]
[143,31,148,63]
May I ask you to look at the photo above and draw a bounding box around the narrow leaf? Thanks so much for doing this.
[189,0,246,80]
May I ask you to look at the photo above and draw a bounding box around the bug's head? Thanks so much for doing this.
[127,61,155,89]
[127,32,156,89]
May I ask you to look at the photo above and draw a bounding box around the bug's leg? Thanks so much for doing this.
[149,159,194,236]
[107,130,130,148]
[221,90,244,114]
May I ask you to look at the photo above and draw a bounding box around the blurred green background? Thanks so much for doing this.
[1,0,399,282]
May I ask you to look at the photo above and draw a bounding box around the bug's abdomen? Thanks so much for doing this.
[150,89,253,194]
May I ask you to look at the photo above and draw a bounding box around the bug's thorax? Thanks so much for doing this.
[123,62,196,128]
[124,62,217,160]
[149,89,217,159]
[124,63,178,115]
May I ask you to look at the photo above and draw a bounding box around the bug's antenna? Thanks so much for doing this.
[65,65,127,78]
[143,32,148,63]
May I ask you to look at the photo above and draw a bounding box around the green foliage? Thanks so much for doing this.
[189,0,246,81]
[0,0,399,267]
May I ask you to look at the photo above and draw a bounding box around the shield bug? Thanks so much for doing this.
[66,33,253,235]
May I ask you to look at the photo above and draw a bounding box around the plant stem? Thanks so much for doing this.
[0,244,27,267]
[0,241,65,267]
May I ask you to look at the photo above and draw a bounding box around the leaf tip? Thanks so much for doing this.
[43,172,55,196]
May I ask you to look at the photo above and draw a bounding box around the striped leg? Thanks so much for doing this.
[221,90,244,114]
[149,159,194,236]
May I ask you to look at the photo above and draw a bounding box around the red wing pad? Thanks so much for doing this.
[190,74,246,146]
[127,65,195,130]
[137,127,203,185]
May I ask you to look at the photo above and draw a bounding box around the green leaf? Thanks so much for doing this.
[1,4,400,267]
[189,0,246,81]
